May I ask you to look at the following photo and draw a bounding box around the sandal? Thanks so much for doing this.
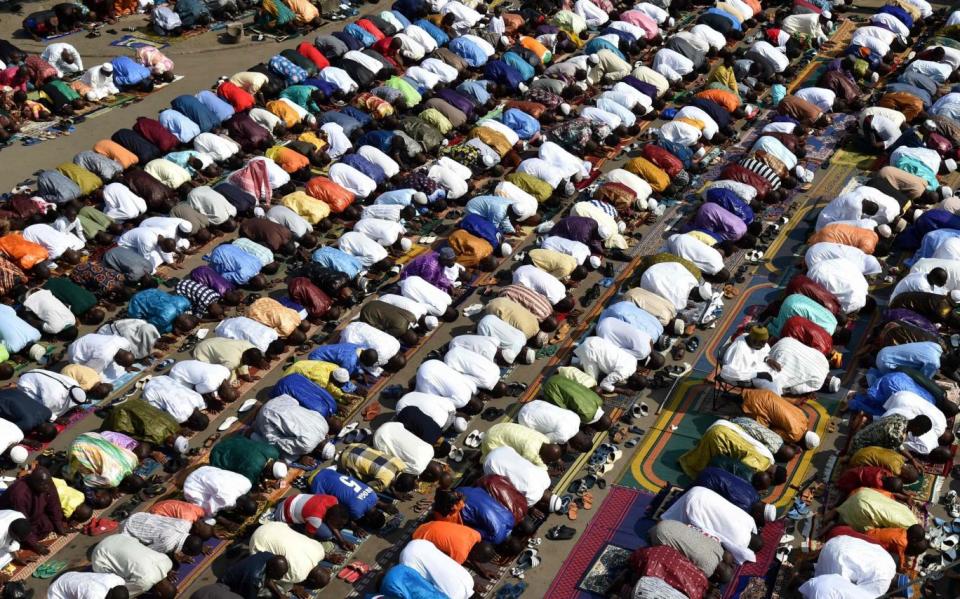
[361,402,381,421]
[567,503,578,520]
[203,432,221,448]
[337,562,362,583]
[83,517,118,537]
[546,525,576,540]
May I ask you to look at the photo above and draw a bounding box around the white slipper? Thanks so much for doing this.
[607,447,623,463]
[449,446,464,462]
[779,534,795,545]
[238,398,258,413]
[196,328,210,339]
[464,430,484,448]
[337,421,359,439]
[218,416,238,431]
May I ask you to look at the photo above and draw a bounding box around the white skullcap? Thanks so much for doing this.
[501,242,513,256]
[804,430,821,449]
[950,289,960,305]
[912,208,924,222]
[763,504,776,522]
[597,221,615,239]
[253,206,265,218]
[321,442,336,461]
[877,224,893,238]
[563,180,575,196]
[589,255,602,269]
[424,315,439,330]
[8,446,27,465]
[70,387,87,404]
[635,197,649,211]
[205,518,217,526]
[560,103,571,115]
[535,331,550,345]
[440,139,449,147]
[453,416,468,433]
[272,461,288,479]
[822,10,831,18]
[576,81,588,92]
[699,282,712,298]
[948,158,958,173]
[483,153,496,167]
[400,237,413,252]
[522,348,536,364]
[332,368,350,383]
[174,435,190,455]
[518,82,528,93]
[85,91,98,101]
[647,198,659,212]
[549,495,563,513]
[589,54,600,65]
[924,119,938,131]
[617,220,626,233]
[667,17,675,27]
[101,62,114,73]
[28,344,46,363]
[413,192,428,205]
[672,318,685,335]
[694,147,707,159]
[500,35,510,47]
[178,221,192,233]
[536,221,556,233]
[942,186,954,199]
[827,375,841,393]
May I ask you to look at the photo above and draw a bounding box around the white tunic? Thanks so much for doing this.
[667,233,725,275]
[660,486,757,564]
[798,575,875,599]
[443,346,500,390]
[640,262,698,311]
[373,421,434,475]
[596,317,652,360]
[354,218,405,247]
[379,293,428,321]
[539,141,592,180]
[399,539,475,599]
[517,399,581,443]
[341,321,401,368]
[193,133,240,162]
[183,465,253,516]
[416,360,476,408]
[102,182,147,222]
[90,534,173,598]
[18,369,84,418]
[720,336,770,383]
[513,264,567,304]
[399,276,452,316]
[804,242,882,276]
[23,223,84,259]
[482,446,552,505]
[67,334,135,383]
[188,186,237,226]
[541,236,591,264]
[807,258,869,313]
[169,360,231,395]
[338,231,387,267]
[23,289,75,335]
[882,390,946,455]
[48,572,128,599]
[396,391,456,429]
[215,317,279,352]
[890,271,945,302]
[357,145,399,178]
[573,336,637,392]
[813,536,897,596]
[329,162,376,198]
[143,375,206,423]
[477,315,526,364]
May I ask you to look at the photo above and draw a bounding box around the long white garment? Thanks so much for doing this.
[757,337,829,395]
[183,465,252,516]
[102,182,147,222]
[169,360,231,395]
[517,400,581,443]
[341,322,401,369]
[660,486,757,564]
[596,317,652,360]
[573,336,637,392]
[813,536,897,596]
[807,258,869,313]
[482,446,551,505]
[142,375,206,423]
[882,390,947,455]
[23,289,75,335]
[354,218,405,246]
[48,572,128,599]
[399,276,452,316]
[666,233,725,275]
[416,359,476,408]
[399,540,475,599]
[890,271,945,302]
[539,141,592,180]
[357,145,400,178]
[379,293,427,321]
[254,395,328,457]
[804,242,882,275]
[720,336,771,383]
[329,163,376,198]
[798,575,876,599]
[339,231,388,267]
[443,346,500,390]
[23,223,84,259]
[513,264,567,304]
[18,369,84,419]
[66,334,135,383]
[541,236,591,264]
[640,262,698,311]
[193,133,241,162]
[90,534,173,598]
[215,317,279,352]
[373,422,433,475]
[910,257,960,289]
[448,334,500,361]
[396,391,456,429]
[188,185,237,225]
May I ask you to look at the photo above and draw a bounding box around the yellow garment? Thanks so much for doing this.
[298,131,328,152]
[528,248,578,279]
[53,477,84,518]
[247,297,301,336]
[556,366,598,389]
[687,230,718,246]
[506,172,553,202]
[281,191,331,224]
[481,423,550,468]
[675,116,705,130]
[61,364,102,391]
[837,488,918,531]
[848,446,906,474]
[284,360,344,399]
[284,0,318,22]
[625,157,670,193]
[266,100,300,128]
[57,163,102,196]
[419,108,453,135]
[486,297,539,338]
[678,423,773,478]
[468,127,512,157]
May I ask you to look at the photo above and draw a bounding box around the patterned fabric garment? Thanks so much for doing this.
[69,261,125,297]
[393,170,442,196]
[174,278,221,317]
[0,255,27,296]
[439,143,483,172]
[730,416,784,454]
[268,55,307,84]
[850,414,909,455]
[525,87,564,110]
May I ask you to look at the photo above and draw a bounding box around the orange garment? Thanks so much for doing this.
[625,156,670,192]
[305,177,355,213]
[741,388,809,443]
[266,100,301,128]
[148,499,206,522]
[93,139,138,169]
[113,0,137,16]
[878,91,924,122]
[468,127,512,156]
[284,0,319,23]
[697,88,741,112]
[519,36,550,62]
[247,297,302,336]
[412,521,482,564]
[864,528,909,564]
[0,233,48,270]
[448,229,493,268]
[266,146,310,174]
[807,224,879,254]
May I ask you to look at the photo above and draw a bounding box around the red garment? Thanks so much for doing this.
[476,474,527,525]
[785,274,842,316]
[779,315,833,355]
[297,42,330,70]
[228,160,272,205]
[133,117,180,153]
[764,28,783,47]
[641,143,684,177]
[0,478,65,541]
[279,493,337,536]
[217,81,255,113]
[356,18,385,41]
[719,163,771,198]
[24,56,57,86]
[372,36,397,60]
[793,0,824,14]
[837,466,892,495]
[823,524,883,546]
[289,277,332,318]
[0,67,28,92]
[629,546,709,599]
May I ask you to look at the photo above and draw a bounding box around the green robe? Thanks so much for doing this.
[541,374,602,423]
[102,399,179,446]
[210,435,280,484]
[44,277,97,316]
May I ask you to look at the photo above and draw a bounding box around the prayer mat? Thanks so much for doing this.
[577,545,632,595]
[41,28,81,40]
[544,486,657,599]
[830,146,880,169]
[110,34,170,50]
[134,25,213,44]
[722,521,786,599]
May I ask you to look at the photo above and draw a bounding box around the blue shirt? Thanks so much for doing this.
[389,9,411,27]
[501,108,540,141]
[311,246,364,278]
[449,37,489,68]
[414,19,449,46]
[309,343,362,373]
[195,90,235,123]
[171,94,219,132]
[110,56,151,87]
[459,213,500,247]
[0,305,40,353]
[706,188,755,224]
[465,195,513,233]
[875,341,943,379]
[458,79,492,105]
[271,373,337,417]
[158,109,200,144]
[209,244,262,285]
[165,150,206,175]
[693,467,760,512]
[880,4,912,27]
[357,130,396,153]
[705,8,741,30]
[850,371,937,417]
[309,468,377,519]
[459,487,514,544]
[318,111,363,136]
[341,105,373,128]
[344,23,377,47]
[381,565,445,599]
[909,228,960,266]
[585,38,624,60]
[127,289,191,334]
[484,59,524,90]
[375,188,417,206]
[502,51,536,81]
[340,153,386,184]
[600,302,664,340]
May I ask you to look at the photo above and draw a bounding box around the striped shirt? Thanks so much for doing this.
[174,278,221,316]
[738,157,781,190]
[120,512,191,554]
[499,284,553,321]
[278,493,337,535]
[231,238,274,268]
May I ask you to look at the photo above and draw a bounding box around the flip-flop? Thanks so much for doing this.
[218,416,238,431]
[337,421,359,439]
[464,430,483,448]
[83,517,118,537]
[203,432,221,448]
[449,446,464,462]
[238,398,258,413]
[361,402,381,421]
[567,503,578,520]
[337,563,361,583]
